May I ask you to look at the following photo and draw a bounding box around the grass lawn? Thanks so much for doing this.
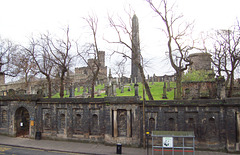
[51,82,175,100]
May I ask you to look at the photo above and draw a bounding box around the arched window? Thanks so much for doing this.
[208,117,217,138]
[149,118,155,133]
[168,118,175,131]
[91,114,98,135]
[76,114,81,130]
[188,118,194,131]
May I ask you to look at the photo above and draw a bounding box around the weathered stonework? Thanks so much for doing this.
[0,95,240,152]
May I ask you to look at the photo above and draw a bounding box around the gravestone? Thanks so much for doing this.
[88,85,91,94]
[97,89,101,96]
[121,85,124,93]
[167,81,171,91]
[83,86,87,98]
[37,89,43,97]
[162,82,168,99]
[66,88,69,95]
[174,87,177,100]
[69,85,75,97]
[152,74,154,85]
[112,82,117,96]
[107,85,112,97]
[134,83,139,97]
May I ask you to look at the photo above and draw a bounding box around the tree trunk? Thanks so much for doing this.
[60,72,65,98]
[46,76,52,98]
[175,71,182,100]
[138,63,154,100]
[228,71,234,97]
[91,67,100,98]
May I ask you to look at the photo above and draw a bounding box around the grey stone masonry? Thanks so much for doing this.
[1,95,240,152]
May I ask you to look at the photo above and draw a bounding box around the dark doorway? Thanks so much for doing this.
[15,107,30,137]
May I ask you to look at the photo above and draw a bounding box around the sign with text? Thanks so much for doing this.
[30,120,34,126]
[163,137,173,148]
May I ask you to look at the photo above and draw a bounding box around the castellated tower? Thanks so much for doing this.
[131,14,142,83]
[98,51,105,67]
[0,72,5,85]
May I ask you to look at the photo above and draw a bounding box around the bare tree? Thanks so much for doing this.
[210,22,240,97]
[23,35,55,98]
[106,12,154,100]
[80,15,102,98]
[0,37,19,77]
[112,59,128,79]
[45,27,74,98]
[12,48,36,93]
[147,0,197,100]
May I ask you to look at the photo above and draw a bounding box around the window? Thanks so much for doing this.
[76,114,81,130]
[44,113,51,129]
[2,110,7,124]
[149,118,155,133]
[60,114,65,130]
[91,114,99,135]
[168,118,175,131]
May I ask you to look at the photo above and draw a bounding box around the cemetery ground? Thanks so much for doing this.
[51,82,176,100]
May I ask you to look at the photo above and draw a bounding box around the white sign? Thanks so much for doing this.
[163,137,173,148]
[20,122,23,127]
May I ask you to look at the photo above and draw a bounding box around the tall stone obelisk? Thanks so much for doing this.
[131,14,141,83]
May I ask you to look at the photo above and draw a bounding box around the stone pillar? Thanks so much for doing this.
[236,112,240,150]
[127,110,131,137]
[67,105,73,138]
[107,85,112,97]
[83,86,87,98]
[217,77,226,99]
[69,85,75,97]
[113,110,118,137]
[174,87,177,100]
[121,85,124,93]
[97,89,101,96]
[134,83,139,97]
[66,88,69,95]
[51,104,57,136]
[112,82,117,96]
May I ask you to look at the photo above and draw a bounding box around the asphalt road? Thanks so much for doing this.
[0,145,83,155]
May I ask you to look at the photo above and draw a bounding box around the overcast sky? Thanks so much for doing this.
[0,0,240,78]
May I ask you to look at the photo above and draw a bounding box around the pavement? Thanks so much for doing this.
[0,135,236,155]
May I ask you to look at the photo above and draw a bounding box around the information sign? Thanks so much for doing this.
[163,137,173,148]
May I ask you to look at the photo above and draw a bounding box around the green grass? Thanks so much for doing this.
[51,82,175,100]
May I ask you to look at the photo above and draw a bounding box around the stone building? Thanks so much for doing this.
[0,95,240,152]
[182,52,221,99]
[74,51,107,84]
[150,74,176,82]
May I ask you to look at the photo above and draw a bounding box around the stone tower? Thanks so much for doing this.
[188,53,212,71]
[98,51,105,67]
[131,14,141,83]
[0,72,5,85]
